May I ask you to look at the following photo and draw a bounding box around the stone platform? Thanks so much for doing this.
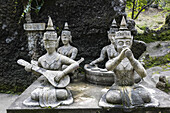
[7,77,170,113]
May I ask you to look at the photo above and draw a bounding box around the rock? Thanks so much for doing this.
[146,41,170,57]
[131,40,147,59]
[151,74,161,85]
[156,81,166,88]
[144,66,163,87]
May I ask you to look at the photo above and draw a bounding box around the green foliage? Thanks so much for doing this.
[135,29,170,43]
[143,54,170,68]
[127,0,155,19]
[19,0,44,23]
[159,0,170,10]
[126,0,169,19]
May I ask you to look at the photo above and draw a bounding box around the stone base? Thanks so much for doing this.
[7,77,170,113]
[84,64,115,85]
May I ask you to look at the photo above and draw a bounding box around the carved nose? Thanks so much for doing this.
[123,43,127,47]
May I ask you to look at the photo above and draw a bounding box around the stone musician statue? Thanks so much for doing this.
[17,16,84,108]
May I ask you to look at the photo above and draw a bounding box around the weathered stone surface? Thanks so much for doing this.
[7,77,170,113]
[84,64,115,86]
[144,66,163,87]
[145,41,170,57]
[24,23,45,31]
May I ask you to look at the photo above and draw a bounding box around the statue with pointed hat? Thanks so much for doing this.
[57,22,78,80]
[18,17,84,108]
[83,19,118,86]
[57,22,78,60]
[99,16,159,109]
[89,19,118,66]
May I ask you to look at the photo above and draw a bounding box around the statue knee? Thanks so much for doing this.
[106,90,121,104]
[56,89,68,100]
[31,89,41,101]
[135,88,151,103]
[139,92,151,103]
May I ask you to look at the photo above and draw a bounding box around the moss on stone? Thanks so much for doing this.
[143,54,170,68]
[135,29,170,43]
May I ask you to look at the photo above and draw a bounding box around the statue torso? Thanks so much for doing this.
[105,45,117,59]
[39,53,62,70]
[58,45,76,58]
[114,58,134,86]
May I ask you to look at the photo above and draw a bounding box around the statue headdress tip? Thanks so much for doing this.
[46,16,55,31]
[119,16,128,30]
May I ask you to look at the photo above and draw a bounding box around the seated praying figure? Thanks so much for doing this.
[99,17,152,108]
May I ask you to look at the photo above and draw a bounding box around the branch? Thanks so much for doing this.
[134,0,155,20]
[132,0,136,19]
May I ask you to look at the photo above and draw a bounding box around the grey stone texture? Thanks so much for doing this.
[7,77,170,113]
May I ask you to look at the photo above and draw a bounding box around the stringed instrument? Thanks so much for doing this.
[17,58,84,88]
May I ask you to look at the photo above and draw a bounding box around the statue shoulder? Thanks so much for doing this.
[57,46,63,53]
[101,45,109,51]
[38,54,46,62]
[71,46,78,52]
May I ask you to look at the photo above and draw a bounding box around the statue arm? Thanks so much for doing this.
[57,48,61,54]
[125,49,147,78]
[55,55,79,82]
[106,49,126,71]
[70,48,78,59]
[90,47,106,65]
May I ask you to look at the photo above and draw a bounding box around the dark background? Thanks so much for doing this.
[0,0,141,93]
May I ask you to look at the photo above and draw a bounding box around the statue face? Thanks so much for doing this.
[115,38,132,52]
[61,33,70,45]
[108,33,115,44]
[43,40,56,54]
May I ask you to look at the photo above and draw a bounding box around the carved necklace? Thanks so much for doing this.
[120,58,129,69]
[44,53,59,66]
[62,46,72,55]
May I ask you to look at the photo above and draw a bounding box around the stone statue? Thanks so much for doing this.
[17,16,84,108]
[57,22,78,60]
[90,19,118,66]
[84,19,118,86]
[57,22,78,74]
[99,16,158,109]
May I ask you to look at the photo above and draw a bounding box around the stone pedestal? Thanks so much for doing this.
[7,77,170,113]
[84,64,115,86]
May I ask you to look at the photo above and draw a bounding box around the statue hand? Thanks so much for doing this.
[125,48,133,60]
[119,48,129,60]
[90,61,95,66]
[54,71,65,83]
[24,64,32,72]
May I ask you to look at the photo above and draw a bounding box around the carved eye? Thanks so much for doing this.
[118,41,123,45]
[126,41,130,45]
